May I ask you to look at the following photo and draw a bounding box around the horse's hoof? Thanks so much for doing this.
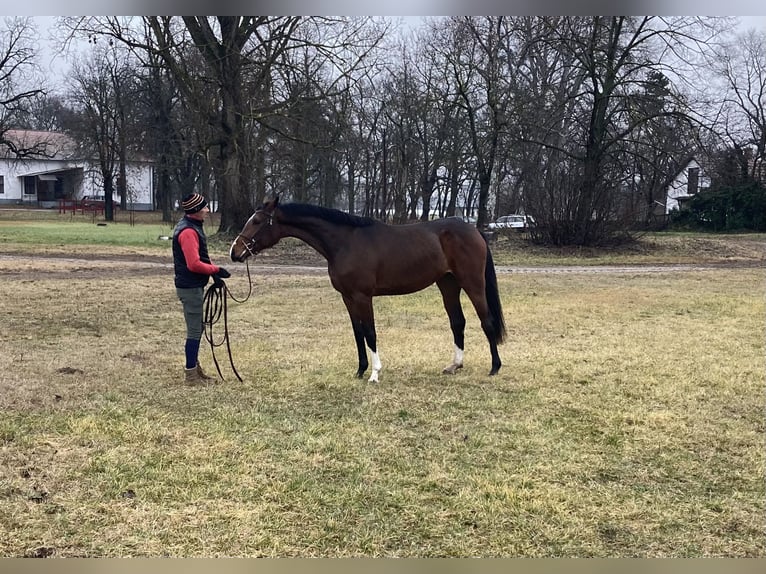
[442,364,463,375]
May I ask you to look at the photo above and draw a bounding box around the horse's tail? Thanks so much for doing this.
[483,238,507,344]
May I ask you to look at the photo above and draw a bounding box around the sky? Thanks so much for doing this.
[5,0,766,15]
[739,15,766,29]
[27,15,766,94]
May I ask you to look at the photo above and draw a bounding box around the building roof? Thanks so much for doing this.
[1,129,79,160]
[1,129,153,164]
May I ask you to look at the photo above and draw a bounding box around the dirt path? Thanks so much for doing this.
[0,253,761,281]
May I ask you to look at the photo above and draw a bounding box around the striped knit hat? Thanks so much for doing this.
[181,193,208,214]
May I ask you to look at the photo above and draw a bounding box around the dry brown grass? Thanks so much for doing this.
[0,237,763,557]
[489,231,766,266]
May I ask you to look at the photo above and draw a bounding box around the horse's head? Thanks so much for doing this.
[230,195,281,262]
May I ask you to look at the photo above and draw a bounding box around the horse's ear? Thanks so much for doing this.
[262,193,279,212]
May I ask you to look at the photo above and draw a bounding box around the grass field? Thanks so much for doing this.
[0,211,764,557]
[2,205,766,266]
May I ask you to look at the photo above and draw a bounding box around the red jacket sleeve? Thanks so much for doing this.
[178,228,220,275]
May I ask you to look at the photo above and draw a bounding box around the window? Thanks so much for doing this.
[0,175,4,194]
[688,167,699,195]
[24,176,36,195]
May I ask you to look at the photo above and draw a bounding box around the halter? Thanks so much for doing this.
[234,233,259,258]
[234,211,273,258]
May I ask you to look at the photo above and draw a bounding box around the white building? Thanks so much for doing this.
[665,158,711,213]
[0,130,154,210]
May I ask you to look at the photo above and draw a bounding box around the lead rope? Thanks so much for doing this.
[202,260,253,382]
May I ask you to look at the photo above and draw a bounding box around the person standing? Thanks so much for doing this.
[172,193,230,385]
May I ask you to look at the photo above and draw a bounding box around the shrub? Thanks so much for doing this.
[671,181,766,231]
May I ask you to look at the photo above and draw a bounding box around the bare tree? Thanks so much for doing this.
[0,17,48,157]
[435,17,518,227]
[713,28,766,183]
[8,94,68,132]
[509,16,724,245]
[406,31,463,220]
[255,17,390,214]
[60,16,388,232]
[340,73,387,217]
[57,17,207,221]
[65,45,136,221]
[142,17,279,231]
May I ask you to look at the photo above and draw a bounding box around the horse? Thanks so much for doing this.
[229,195,506,382]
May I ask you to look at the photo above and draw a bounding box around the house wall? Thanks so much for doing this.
[0,158,70,201]
[665,159,711,213]
[0,157,154,210]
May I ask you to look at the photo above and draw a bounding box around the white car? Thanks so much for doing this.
[487,214,532,231]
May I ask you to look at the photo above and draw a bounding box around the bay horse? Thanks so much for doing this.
[229,196,506,382]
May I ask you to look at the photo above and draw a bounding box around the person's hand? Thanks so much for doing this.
[212,274,225,288]
[216,267,231,278]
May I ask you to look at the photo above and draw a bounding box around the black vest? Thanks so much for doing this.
[172,216,212,288]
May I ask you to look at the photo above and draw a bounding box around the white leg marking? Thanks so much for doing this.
[368,350,382,383]
[454,345,464,367]
[443,344,464,375]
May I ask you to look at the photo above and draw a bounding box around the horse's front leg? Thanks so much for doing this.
[343,294,381,382]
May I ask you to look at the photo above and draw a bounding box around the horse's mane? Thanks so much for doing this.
[279,202,376,228]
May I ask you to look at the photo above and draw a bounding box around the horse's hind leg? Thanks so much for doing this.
[437,273,466,374]
[461,283,502,376]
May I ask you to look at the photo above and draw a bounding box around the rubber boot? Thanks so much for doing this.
[184,366,205,386]
[196,364,216,382]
